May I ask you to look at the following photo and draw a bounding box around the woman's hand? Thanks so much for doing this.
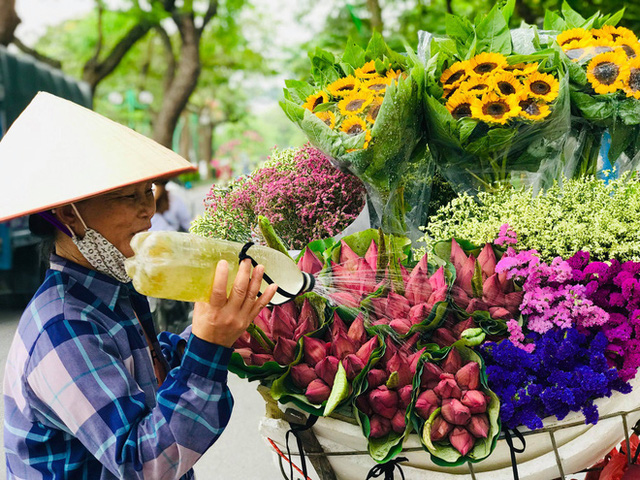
[192,259,277,347]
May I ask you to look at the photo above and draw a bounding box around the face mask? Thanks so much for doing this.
[65,204,132,284]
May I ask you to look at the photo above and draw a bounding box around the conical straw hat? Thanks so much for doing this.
[0,92,197,222]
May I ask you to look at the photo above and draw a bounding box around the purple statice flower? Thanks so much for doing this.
[495,223,518,246]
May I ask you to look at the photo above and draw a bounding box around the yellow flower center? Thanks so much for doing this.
[530,80,552,95]
[346,124,364,135]
[451,103,472,120]
[474,62,498,74]
[497,81,517,95]
[445,70,465,85]
[629,69,640,92]
[346,99,366,111]
[592,61,620,85]
[482,100,509,118]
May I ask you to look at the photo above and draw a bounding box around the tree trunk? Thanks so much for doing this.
[0,0,19,46]
[152,14,201,149]
[199,117,213,179]
[366,0,383,32]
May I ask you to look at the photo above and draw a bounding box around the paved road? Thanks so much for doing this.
[0,308,284,480]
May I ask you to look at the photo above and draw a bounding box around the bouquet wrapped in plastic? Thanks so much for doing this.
[280,34,432,239]
[420,3,572,194]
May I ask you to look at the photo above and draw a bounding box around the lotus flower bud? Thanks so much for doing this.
[356,395,372,415]
[454,254,476,297]
[370,297,389,319]
[369,414,392,438]
[461,390,488,414]
[504,291,525,317]
[328,291,361,308]
[482,274,506,306]
[342,354,365,381]
[290,363,318,389]
[387,292,411,320]
[478,243,497,280]
[449,239,468,275]
[441,398,471,425]
[408,347,426,374]
[430,415,453,442]
[431,328,457,348]
[233,331,252,349]
[249,335,271,354]
[294,299,318,338]
[339,239,360,265]
[273,337,297,365]
[421,362,444,389]
[397,385,413,410]
[451,317,476,339]
[364,239,378,271]
[451,286,471,310]
[489,306,511,320]
[405,270,433,306]
[303,337,328,366]
[391,410,406,434]
[386,352,413,387]
[442,348,463,374]
[331,331,357,360]
[455,362,480,390]
[253,308,272,337]
[434,377,462,399]
[415,389,441,420]
[250,353,274,366]
[234,347,252,364]
[347,313,367,347]
[356,337,379,363]
[428,267,447,291]
[298,248,323,275]
[367,369,388,388]
[409,303,431,326]
[293,317,314,341]
[468,414,490,439]
[389,318,412,335]
[355,258,378,296]
[465,298,490,314]
[305,379,331,404]
[449,426,475,456]
[381,338,399,364]
[315,356,340,387]
[368,386,399,420]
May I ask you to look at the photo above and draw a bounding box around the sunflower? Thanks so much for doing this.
[518,96,551,121]
[354,61,379,79]
[492,72,523,97]
[471,92,521,125]
[340,117,372,148]
[316,111,336,129]
[506,62,540,78]
[614,37,640,59]
[587,51,630,94]
[469,52,508,76]
[623,57,640,99]
[442,87,458,99]
[327,76,360,98]
[338,91,374,116]
[458,77,492,97]
[596,25,637,43]
[523,72,560,102]
[446,92,476,120]
[440,60,470,88]
[302,91,329,112]
[361,76,391,96]
[386,69,403,80]
[366,98,383,123]
[557,28,591,48]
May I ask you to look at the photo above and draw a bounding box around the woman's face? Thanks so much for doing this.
[73,181,156,257]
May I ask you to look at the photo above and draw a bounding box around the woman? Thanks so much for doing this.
[2,93,276,479]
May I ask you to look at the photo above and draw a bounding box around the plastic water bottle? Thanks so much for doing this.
[125,231,315,305]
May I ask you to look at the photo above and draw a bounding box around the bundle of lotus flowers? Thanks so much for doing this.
[440,52,560,123]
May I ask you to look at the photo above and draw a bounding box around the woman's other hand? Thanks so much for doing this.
[192,259,277,347]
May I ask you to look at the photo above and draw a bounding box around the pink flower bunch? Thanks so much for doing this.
[355,338,426,438]
[233,299,319,366]
[290,313,380,404]
[417,349,491,456]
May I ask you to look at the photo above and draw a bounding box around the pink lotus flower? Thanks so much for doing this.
[367,369,388,389]
[294,299,318,339]
[408,346,426,374]
[271,304,297,340]
[409,303,431,325]
[364,239,378,271]
[328,291,361,308]
[331,331,357,360]
[369,414,392,438]
[451,317,476,339]
[331,311,348,337]
[397,385,413,410]
[461,390,488,414]
[488,306,511,319]
[450,239,469,275]
[415,389,441,419]
[370,297,389,319]
[441,398,471,425]
[356,337,379,363]
[342,354,365,381]
[347,314,367,347]
[442,348,463,374]
[390,318,412,335]
[468,414,489,438]
[478,244,497,280]
[405,268,433,306]
[386,352,414,387]
[306,379,331,404]
[455,254,476,298]
[386,292,411,319]
[368,386,399,420]
[430,415,453,442]
[315,356,339,387]
[449,426,474,456]
[455,362,480,390]
[234,347,252,364]
[273,337,297,365]
[391,410,406,434]
[434,377,462,399]
[298,248,323,275]
[303,337,328,366]
[250,353,274,366]
[421,362,444,389]
[291,363,318,389]
[339,240,360,266]
[356,395,372,415]
[253,309,272,336]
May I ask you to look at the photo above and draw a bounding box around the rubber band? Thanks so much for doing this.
[267,437,313,480]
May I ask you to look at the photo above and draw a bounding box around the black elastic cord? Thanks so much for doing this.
[631,419,640,464]
[365,457,408,480]
[238,241,302,300]
[283,414,319,480]
[503,427,526,480]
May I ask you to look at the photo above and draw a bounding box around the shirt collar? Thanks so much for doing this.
[49,253,129,310]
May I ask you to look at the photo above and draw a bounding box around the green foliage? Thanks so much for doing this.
[418,173,640,263]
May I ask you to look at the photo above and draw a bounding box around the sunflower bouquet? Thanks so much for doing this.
[421,4,571,195]
[545,3,640,176]
[280,33,432,239]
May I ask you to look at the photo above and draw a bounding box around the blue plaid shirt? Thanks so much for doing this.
[3,254,234,479]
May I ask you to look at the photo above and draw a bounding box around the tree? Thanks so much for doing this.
[0,0,19,46]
